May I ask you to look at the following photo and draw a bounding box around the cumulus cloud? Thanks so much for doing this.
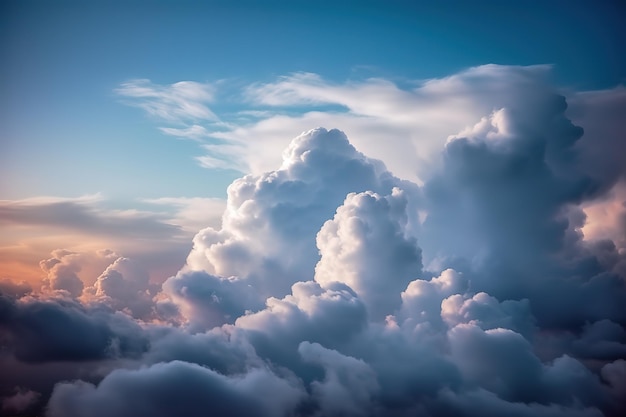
[163,127,415,328]
[83,257,158,320]
[299,341,379,416]
[315,189,422,320]
[48,360,305,417]
[3,65,626,416]
[40,249,85,297]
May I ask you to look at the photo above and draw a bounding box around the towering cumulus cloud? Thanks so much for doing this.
[2,68,626,417]
[164,127,415,329]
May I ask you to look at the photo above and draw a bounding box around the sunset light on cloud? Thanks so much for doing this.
[1,1,626,416]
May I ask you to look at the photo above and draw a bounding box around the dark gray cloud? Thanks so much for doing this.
[0,295,148,363]
[47,360,304,417]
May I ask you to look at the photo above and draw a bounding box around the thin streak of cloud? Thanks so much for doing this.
[0,195,182,239]
[115,79,218,123]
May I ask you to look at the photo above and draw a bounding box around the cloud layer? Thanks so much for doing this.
[2,66,626,416]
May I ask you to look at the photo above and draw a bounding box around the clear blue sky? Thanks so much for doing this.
[2,0,624,202]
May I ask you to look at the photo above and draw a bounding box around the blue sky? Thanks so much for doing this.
[2,0,625,202]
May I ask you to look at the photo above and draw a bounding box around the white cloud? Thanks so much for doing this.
[179,127,407,302]
[314,189,422,320]
[158,124,211,141]
[116,79,218,123]
[227,65,556,182]
[116,65,563,183]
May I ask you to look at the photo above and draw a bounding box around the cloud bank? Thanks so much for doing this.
[2,66,626,416]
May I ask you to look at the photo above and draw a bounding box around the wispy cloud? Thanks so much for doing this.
[116,79,218,123]
[117,65,569,182]
[0,195,181,239]
[158,125,211,141]
[0,195,192,286]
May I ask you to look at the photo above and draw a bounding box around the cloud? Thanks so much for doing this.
[142,196,226,232]
[216,65,557,181]
[0,278,32,298]
[3,65,626,416]
[299,341,379,416]
[40,250,85,297]
[47,361,305,417]
[0,295,148,363]
[0,195,183,239]
[162,270,261,330]
[115,79,218,123]
[0,195,195,287]
[1,387,40,414]
[417,90,626,329]
[235,280,367,352]
[83,257,158,320]
[315,189,422,320]
[581,180,626,255]
[158,124,211,141]
[568,86,626,187]
[448,324,544,401]
[172,127,412,316]
[115,65,563,183]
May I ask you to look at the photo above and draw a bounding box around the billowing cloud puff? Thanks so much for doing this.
[315,189,422,320]
[84,257,157,320]
[299,341,379,416]
[162,271,261,330]
[47,361,305,417]
[235,280,367,356]
[441,292,534,337]
[398,268,467,330]
[40,250,85,298]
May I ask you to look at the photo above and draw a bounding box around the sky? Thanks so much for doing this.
[1,1,626,416]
